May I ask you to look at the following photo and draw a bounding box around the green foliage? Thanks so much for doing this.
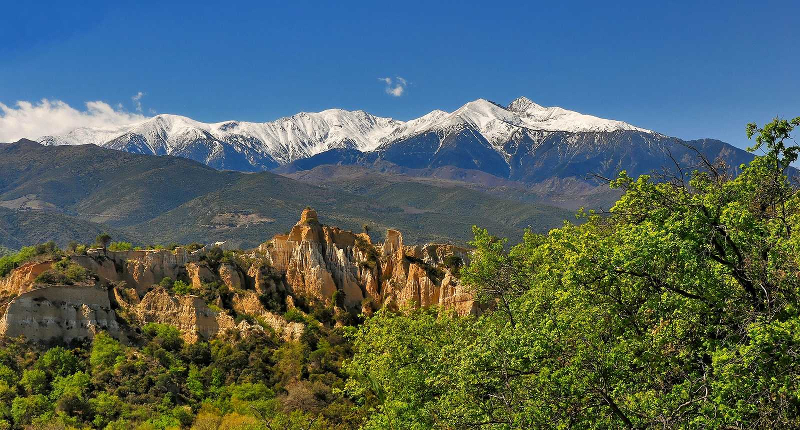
[158,277,174,289]
[0,303,360,428]
[283,307,307,323]
[35,347,80,378]
[11,395,50,426]
[90,332,124,369]
[34,258,90,285]
[107,241,133,252]
[0,242,62,278]
[442,254,463,274]
[95,233,112,249]
[172,280,192,295]
[143,323,184,352]
[21,369,48,395]
[347,117,800,428]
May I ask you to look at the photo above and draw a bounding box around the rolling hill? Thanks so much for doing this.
[0,140,575,249]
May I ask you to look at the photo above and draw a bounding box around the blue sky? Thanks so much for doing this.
[0,1,797,149]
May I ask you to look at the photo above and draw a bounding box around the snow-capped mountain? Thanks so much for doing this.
[38,97,651,172]
[40,109,402,170]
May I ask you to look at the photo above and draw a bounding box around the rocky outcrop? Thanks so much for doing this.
[232,291,304,340]
[186,262,215,289]
[0,260,53,297]
[0,208,477,346]
[0,284,124,343]
[261,208,477,314]
[219,263,243,290]
[118,287,237,343]
[73,248,198,295]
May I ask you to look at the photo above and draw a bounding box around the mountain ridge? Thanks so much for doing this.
[38,97,653,172]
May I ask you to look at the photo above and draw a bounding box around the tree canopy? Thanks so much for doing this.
[347,116,800,428]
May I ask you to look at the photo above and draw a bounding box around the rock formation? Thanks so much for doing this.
[261,208,478,314]
[0,207,476,344]
[0,284,124,343]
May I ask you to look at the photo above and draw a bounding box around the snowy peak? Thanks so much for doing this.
[507,96,543,112]
[38,97,652,169]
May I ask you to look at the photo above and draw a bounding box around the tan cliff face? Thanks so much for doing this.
[0,207,476,344]
[72,248,197,295]
[0,260,53,297]
[0,284,125,343]
[261,208,478,314]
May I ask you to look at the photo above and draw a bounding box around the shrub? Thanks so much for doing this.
[284,308,306,323]
[34,269,68,285]
[64,263,89,283]
[90,332,124,369]
[185,242,204,252]
[0,256,13,278]
[95,233,112,250]
[36,259,90,285]
[107,242,133,252]
[173,280,192,295]
[159,277,174,289]
[143,323,184,352]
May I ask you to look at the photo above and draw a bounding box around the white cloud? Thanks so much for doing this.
[132,91,145,112]
[0,99,146,142]
[378,76,408,97]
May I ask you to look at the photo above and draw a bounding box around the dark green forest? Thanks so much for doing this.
[1,117,799,429]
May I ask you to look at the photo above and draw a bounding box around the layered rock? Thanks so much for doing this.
[73,248,198,294]
[0,284,124,343]
[231,290,304,340]
[117,287,238,343]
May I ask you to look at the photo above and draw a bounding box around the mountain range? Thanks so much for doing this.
[38,97,754,184]
[1,97,764,251]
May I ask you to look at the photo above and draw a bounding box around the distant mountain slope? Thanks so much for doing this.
[0,140,574,249]
[0,207,128,249]
[0,139,239,226]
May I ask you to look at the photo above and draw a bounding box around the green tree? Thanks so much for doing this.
[95,233,112,252]
[347,117,800,428]
[90,332,124,369]
[21,369,48,395]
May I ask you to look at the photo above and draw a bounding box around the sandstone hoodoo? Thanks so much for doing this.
[0,208,475,344]
[262,207,476,315]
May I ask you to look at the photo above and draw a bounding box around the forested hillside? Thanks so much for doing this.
[0,140,572,249]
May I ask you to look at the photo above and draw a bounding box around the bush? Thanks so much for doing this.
[0,256,14,278]
[107,242,133,252]
[143,323,184,351]
[34,269,68,285]
[159,277,174,289]
[90,332,124,369]
[283,308,307,323]
[0,243,64,278]
[173,280,192,295]
[185,242,204,252]
[35,259,90,285]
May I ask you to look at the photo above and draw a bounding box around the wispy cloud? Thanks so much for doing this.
[132,91,145,112]
[0,99,146,142]
[378,76,408,97]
